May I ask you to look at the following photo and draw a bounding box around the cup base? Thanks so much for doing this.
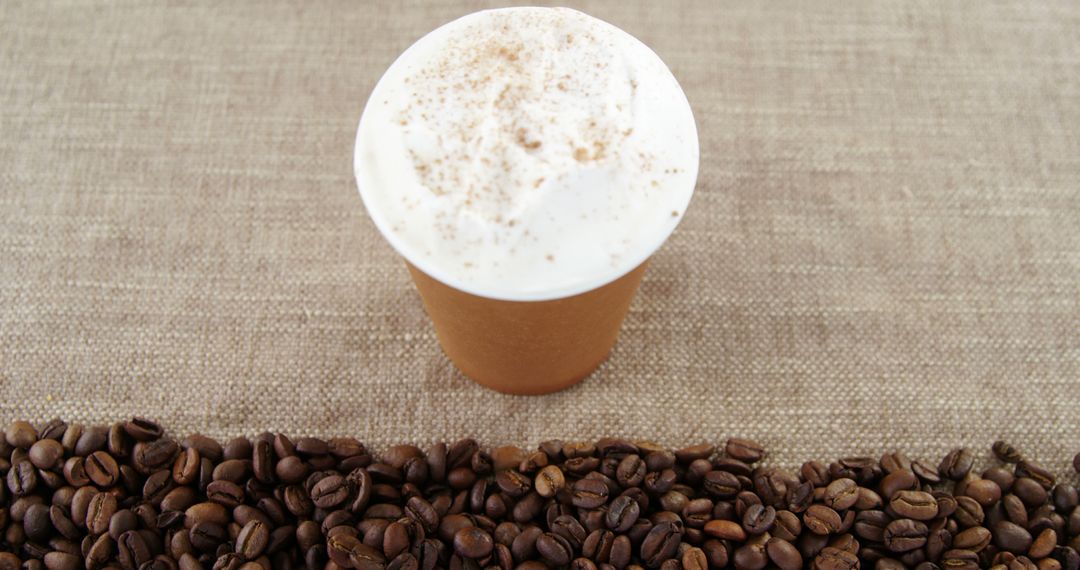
[406,261,648,395]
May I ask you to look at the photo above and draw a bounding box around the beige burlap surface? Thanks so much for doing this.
[1,1,1078,472]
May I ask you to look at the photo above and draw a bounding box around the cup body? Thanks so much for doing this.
[406,261,648,394]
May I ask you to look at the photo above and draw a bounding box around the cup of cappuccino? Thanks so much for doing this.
[354,7,698,394]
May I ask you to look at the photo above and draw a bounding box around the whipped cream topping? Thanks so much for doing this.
[355,7,698,301]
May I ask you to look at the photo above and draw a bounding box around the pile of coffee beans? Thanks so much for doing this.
[2,419,1080,570]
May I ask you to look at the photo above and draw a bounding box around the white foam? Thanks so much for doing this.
[355,7,698,301]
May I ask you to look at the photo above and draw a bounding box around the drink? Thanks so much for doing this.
[354,7,698,393]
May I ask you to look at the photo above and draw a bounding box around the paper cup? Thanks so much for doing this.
[406,260,649,394]
[353,8,699,394]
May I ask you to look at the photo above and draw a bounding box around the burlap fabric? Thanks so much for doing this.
[1,1,1078,472]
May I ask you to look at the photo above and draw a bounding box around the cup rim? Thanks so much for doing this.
[353,7,699,303]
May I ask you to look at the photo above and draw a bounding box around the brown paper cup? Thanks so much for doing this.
[406,261,649,395]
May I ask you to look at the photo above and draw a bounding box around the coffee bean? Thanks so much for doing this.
[235,520,269,560]
[134,439,179,472]
[185,502,229,528]
[742,503,776,535]
[640,521,681,568]
[804,505,842,535]
[940,549,979,569]
[698,470,738,499]
[704,519,746,541]
[28,439,64,470]
[884,519,928,552]
[1015,477,1049,507]
[953,526,991,551]
[6,421,38,449]
[327,533,362,567]
[990,441,1022,463]
[953,495,985,528]
[732,542,768,570]
[1029,528,1057,559]
[43,552,80,570]
[489,469,528,499]
[190,521,227,552]
[890,490,939,520]
[451,526,494,557]
[84,451,120,487]
[117,529,152,569]
[8,459,38,496]
[725,438,765,463]
[310,474,348,509]
[170,447,199,486]
[566,478,606,509]
[404,496,440,534]
[23,502,51,541]
[85,491,117,535]
[1016,460,1056,490]
[994,520,1033,553]
[823,478,858,511]
[939,448,974,481]
[531,465,564,499]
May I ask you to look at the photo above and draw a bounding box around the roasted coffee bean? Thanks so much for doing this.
[725,438,765,463]
[85,490,118,535]
[6,420,38,448]
[742,503,776,535]
[134,439,179,472]
[963,478,1002,507]
[953,496,985,528]
[118,529,152,569]
[84,449,119,485]
[29,439,65,470]
[823,478,858,511]
[941,549,979,569]
[405,496,441,533]
[235,520,269,560]
[448,525,492,560]
[1029,528,1057,559]
[310,475,348,509]
[185,502,229,527]
[891,490,939,520]
[8,459,38,496]
[763,537,801,570]
[993,521,1033,553]
[23,502,51,541]
[853,509,890,543]
[109,508,138,539]
[640,521,682,568]
[883,519,928,552]
[490,469,528,498]
[732,542,768,570]
[43,551,80,570]
[704,519,746,541]
[1015,477,1049,507]
[190,521,228,552]
[992,441,1023,463]
[170,447,200,486]
[203,481,244,507]
[953,526,991,551]
[804,505,842,535]
[1016,460,1055,490]
[534,465,565,499]
[569,478,608,509]
[939,448,974,481]
[701,470,740,499]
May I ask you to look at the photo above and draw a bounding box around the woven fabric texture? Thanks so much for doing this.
[1,1,1078,471]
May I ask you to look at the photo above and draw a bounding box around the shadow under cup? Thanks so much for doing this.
[406,261,649,395]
